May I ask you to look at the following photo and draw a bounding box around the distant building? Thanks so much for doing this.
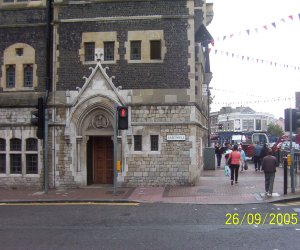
[210,106,275,134]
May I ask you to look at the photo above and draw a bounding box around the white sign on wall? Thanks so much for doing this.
[166,135,186,141]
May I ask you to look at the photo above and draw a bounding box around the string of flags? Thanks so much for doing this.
[211,88,295,99]
[211,91,294,106]
[212,98,293,106]
[210,13,300,45]
[210,48,300,71]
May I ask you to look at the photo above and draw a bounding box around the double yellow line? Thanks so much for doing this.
[0,202,140,206]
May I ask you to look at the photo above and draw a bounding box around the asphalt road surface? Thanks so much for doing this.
[0,201,300,250]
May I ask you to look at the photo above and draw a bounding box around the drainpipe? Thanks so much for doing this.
[44,0,53,193]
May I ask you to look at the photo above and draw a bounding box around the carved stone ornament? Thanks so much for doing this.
[89,114,110,129]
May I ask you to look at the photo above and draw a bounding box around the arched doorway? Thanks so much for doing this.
[87,136,113,185]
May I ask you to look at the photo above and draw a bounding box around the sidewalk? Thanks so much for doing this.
[1,162,300,205]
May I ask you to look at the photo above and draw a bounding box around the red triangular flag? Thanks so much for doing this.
[289,15,293,20]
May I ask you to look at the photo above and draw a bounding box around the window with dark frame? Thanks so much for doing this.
[130,41,141,60]
[10,138,21,151]
[0,139,5,151]
[26,138,37,151]
[134,135,142,151]
[150,135,159,151]
[10,154,21,174]
[6,65,15,88]
[150,40,161,60]
[84,42,95,61]
[104,42,115,61]
[24,64,33,87]
[26,154,38,174]
[0,154,5,173]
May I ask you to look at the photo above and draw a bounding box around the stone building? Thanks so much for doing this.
[0,0,213,189]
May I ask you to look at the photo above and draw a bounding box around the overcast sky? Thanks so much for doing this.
[206,0,300,119]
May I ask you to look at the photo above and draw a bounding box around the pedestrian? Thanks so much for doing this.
[261,149,277,197]
[227,144,241,185]
[260,143,269,169]
[253,141,263,172]
[215,142,223,168]
[238,147,246,172]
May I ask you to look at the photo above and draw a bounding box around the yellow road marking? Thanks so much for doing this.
[273,201,300,207]
[0,202,140,206]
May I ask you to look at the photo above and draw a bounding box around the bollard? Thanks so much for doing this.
[283,157,287,195]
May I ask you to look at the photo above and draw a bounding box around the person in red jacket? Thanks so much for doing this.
[227,144,241,185]
[262,149,277,197]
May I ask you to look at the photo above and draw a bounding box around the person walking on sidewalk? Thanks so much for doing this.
[238,146,246,172]
[260,143,269,170]
[262,149,277,197]
[215,142,224,168]
[227,144,241,185]
[253,141,263,172]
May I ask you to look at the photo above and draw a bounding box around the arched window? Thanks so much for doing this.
[1,43,37,91]
[10,138,21,151]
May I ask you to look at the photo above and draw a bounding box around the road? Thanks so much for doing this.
[0,201,300,250]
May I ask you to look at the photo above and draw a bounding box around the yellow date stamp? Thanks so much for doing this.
[225,212,298,225]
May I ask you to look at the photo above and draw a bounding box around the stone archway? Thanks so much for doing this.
[69,96,118,186]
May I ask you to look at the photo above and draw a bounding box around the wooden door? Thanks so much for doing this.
[93,137,113,184]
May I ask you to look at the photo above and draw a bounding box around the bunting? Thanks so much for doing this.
[210,13,300,45]
[211,48,300,71]
[211,97,294,106]
[210,89,295,106]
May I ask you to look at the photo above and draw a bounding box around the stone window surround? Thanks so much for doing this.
[131,133,161,155]
[0,0,43,7]
[80,31,120,65]
[0,137,39,176]
[80,30,166,65]
[0,43,38,92]
[125,30,166,64]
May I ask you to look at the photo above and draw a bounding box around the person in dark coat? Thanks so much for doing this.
[260,143,269,163]
[261,149,277,197]
[215,142,223,168]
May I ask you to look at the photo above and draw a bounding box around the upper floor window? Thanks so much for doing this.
[24,64,33,87]
[150,40,161,60]
[84,42,95,62]
[10,138,21,151]
[130,41,141,60]
[104,42,115,61]
[126,30,166,63]
[6,65,15,88]
[80,32,119,64]
[1,43,37,91]
[2,0,41,4]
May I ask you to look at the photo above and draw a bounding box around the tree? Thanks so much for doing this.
[267,123,284,137]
